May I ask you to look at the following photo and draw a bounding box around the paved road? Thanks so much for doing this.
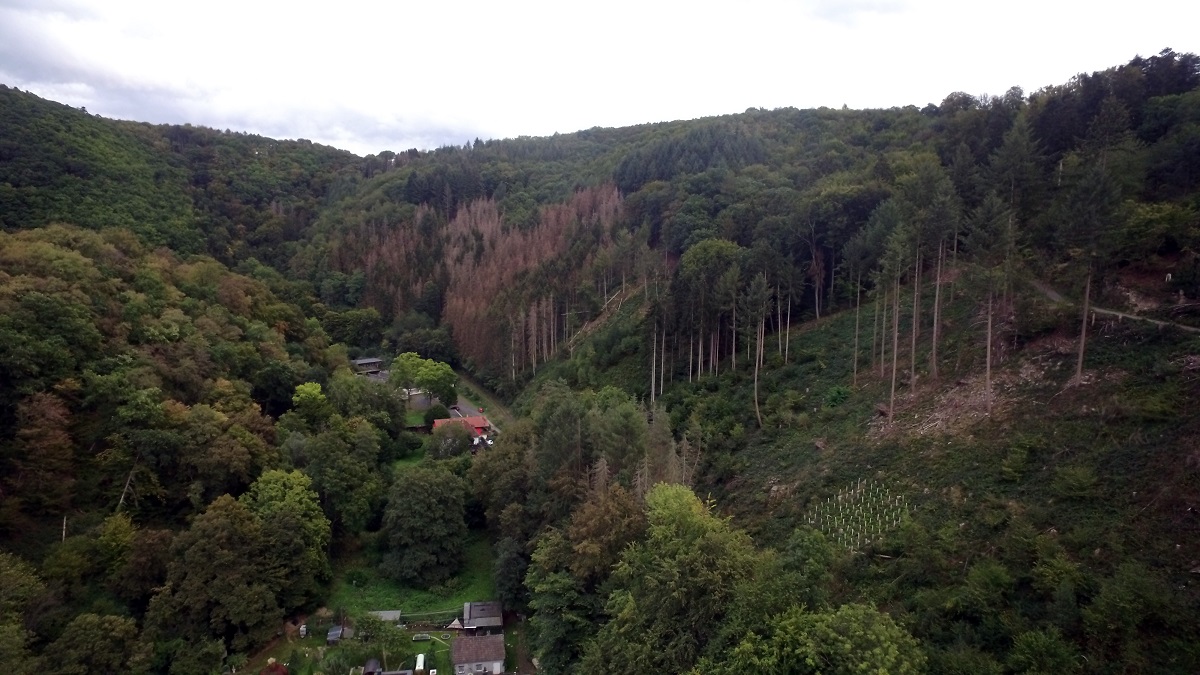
[452,375,510,433]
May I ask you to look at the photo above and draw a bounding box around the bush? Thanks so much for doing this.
[423,403,450,427]
[823,385,851,408]
[1008,628,1081,674]
[428,423,473,459]
[1001,446,1027,481]
[1052,465,1098,499]
[344,568,369,588]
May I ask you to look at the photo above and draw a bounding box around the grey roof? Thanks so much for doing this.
[353,357,383,365]
[369,610,404,622]
[451,633,506,665]
[463,601,503,628]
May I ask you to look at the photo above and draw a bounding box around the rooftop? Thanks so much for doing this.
[463,601,503,628]
[450,633,506,665]
[432,416,491,434]
[368,610,403,622]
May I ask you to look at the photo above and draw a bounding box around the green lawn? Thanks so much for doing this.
[245,628,456,675]
[392,448,427,469]
[327,531,496,616]
[245,532,498,674]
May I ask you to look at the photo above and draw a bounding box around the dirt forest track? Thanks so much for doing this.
[1029,279,1200,334]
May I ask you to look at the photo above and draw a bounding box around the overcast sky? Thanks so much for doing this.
[2,0,1197,156]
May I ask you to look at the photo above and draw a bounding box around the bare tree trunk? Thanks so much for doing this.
[1075,269,1092,383]
[731,296,737,372]
[931,241,944,381]
[661,329,667,392]
[910,250,921,389]
[117,458,138,511]
[879,289,888,379]
[950,222,960,296]
[827,260,835,315]
[871,290,880,375]
[784,292,791,363]
[776,285,782,356]
[715,329,720,375]
[711,331,717,375]
[650,324,657,406]
[1006,215,1018,350]
[890,277,900,424]
[813,277,821,320]
[754,316,764,428]
[986,291,994,414]
[691,329,700,381]
[758,316,765,370]
[853,275,861,386]
[530,303,538,373]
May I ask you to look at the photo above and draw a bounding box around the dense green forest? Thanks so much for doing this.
[2,47,1200,674]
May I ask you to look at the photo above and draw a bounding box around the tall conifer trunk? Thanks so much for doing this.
[661,329,667,392]
[931,241,944,380]
[731,295,737,372]
[1075,269,1092,383]
[784,292,791,363]
[986,291,994,414]
[890,276,900,424]
[776,285,782,355]
[650,324,657,406]
[754,316,764,428]
[871,291,880,375]
[879,288,888,379]
[910,250,921,388]
[691,331,700,381]
[853,275,861,386]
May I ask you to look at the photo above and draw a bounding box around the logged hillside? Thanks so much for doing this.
[284,49,1200,404]
[2,48,1200,675]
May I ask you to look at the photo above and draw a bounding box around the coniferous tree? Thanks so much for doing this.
[965,193,1017,412]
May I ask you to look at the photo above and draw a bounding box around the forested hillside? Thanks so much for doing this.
[2,49,1200,674]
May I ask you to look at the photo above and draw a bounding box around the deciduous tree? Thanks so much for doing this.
[579,484,758,675]
[144,495,282,653]
[379,464,466,586]
[240,469,331,607]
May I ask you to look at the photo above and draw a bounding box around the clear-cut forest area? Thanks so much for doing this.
[2,48,1200,674]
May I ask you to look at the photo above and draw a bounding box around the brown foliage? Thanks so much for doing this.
[566,484,646,588]
[6,392,76,514]
[330,184,623,375]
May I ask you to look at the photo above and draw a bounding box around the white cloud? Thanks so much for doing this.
[1,0,1197,155]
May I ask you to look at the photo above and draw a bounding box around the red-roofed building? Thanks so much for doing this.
[432,416,491,436]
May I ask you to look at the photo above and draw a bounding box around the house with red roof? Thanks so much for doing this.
[432,416,491,436]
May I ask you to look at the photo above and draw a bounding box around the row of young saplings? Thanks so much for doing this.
[806,478,910,552]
